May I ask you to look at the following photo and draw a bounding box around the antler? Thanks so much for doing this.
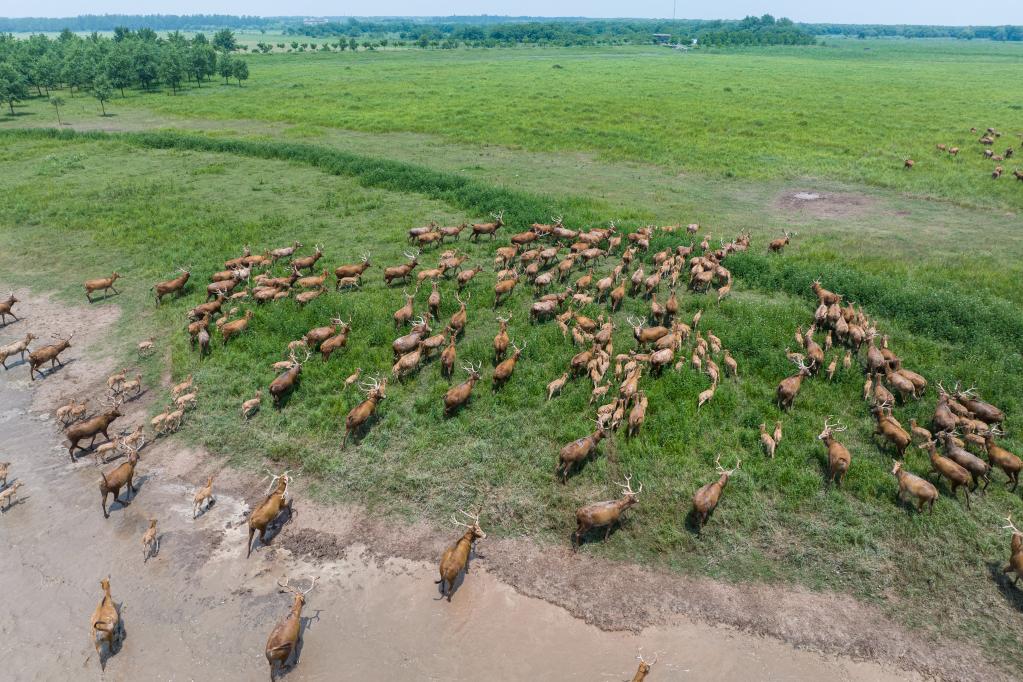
[714,455,741,476]
[1004,515,1021,535]
[615,474,643,496]
[637,651,658,666]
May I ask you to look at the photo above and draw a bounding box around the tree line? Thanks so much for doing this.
[0,28,250,116]
[0,14,276,33]
[292,15,816,47]
[802,23,1023,41]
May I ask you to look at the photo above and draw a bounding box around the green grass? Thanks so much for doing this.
[6,40,1020,209]
[1,131,1023,671]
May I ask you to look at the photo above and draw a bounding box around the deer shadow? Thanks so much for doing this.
[31,356,77,380]
[683,507,713,536]
[118,387,149,404]
[0,316,23,329]
[106,474,151,514]
[193,497,216,519]
[280,608,322,676]
[987,562,1023,612]
[1,355,28,370]
[257,504,296,549]
[571,521,626,549]
[86,290,121,303]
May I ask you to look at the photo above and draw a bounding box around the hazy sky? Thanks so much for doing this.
[6,1,1023,25]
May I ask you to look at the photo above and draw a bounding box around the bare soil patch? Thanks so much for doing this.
[775,189,879,220]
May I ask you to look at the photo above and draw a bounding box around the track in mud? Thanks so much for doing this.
[0,287,943,681]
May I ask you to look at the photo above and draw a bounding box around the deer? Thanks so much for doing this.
[334,253,371,287]
[266,576,318,680]
[242,390,262,419]
[573,476,642,548]
[691,455,740,530]
[776,357,810,410]
[0,292,18,325]
[270,240,303,263]
[392,342,425,379]
[630,653,658,681]
[985,427,1021,491]
[768,231,792,252]
[436,508,486,601]
[469,211,505,241]
[939,431,990,491]
[27,332,74,380]
[152,267,191,305]
[547,372,569,400]
[759,423,776,459]
[492,340,524,389]
[444,361,482,416]
[920,439,971,509]
[627,317,669,348]
[0,479,22,511]
[99,443,140,518]
[247,471,293,557]
[954,386,1005,425]
[89,577,122,668]
[871,402,911,458]
[493,315,511,362]
[343,376,387,448]
[193,475,215,517]
[818,418,851,486]
[319,319,351,362]
[141,519,159,561]
[493,271,519,307]
[84,272,121,301]
[456,264,483,290]
[68,397,122,462]
[1002,516,1023,587]
[440,336,457,380]
[627,392,648,437]
[394,288,417,328]
[384,250,420,286]
[447,292,469,337]
[891,461,938,513]
[0,332,35,369]
[557,421,607,483]
[343,368,363,390]
[269,351,310,406]
[290,244,323,272]
[220,310,253,345]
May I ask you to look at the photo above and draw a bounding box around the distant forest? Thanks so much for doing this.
[0,14,1020,44]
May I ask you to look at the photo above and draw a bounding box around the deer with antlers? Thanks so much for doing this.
[768,230,793,253]
[493,315,511,362]
[776,357,811,410]
[630,652,658,681]
[265,576,318,679]
[492,340,525,389]
[384,249,421,286]
[68,395,122,462]
[269,351,311,406]
[152,266,191,305]
[692,456,740,530]
[469,211,505,241]
[436,507,486,601]
[99,441,140,518]
[444,361,482,416]
[343,376,387,448]
[818,417,851,487]
[573,476,642,548]
[247,471,293,557]
[290,244,323,273]
[984,427,1021,491]
[1002,516,1023,587]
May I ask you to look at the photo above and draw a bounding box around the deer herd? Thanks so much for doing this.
[0,205,1019,678]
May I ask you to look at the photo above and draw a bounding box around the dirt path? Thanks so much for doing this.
[0,288,966,681]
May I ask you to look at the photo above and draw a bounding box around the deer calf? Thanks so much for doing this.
[194,475,215,517]
[142,519,159,561]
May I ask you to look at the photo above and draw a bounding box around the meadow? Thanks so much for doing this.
[1,37,1023,670]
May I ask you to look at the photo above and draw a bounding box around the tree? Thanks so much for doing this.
[132,40,159,90]
[232,59,249,86]
[0,63,29,115]
[49,95,65,124]
[218,55,236,84]
[93,75,113,115]
[349,38,359,51]
[190,43,217,86]
[212,29,237,53]
[105,43,133,96]
[159,45,187,93]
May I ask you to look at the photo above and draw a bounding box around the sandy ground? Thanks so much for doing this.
[0,286,994,681]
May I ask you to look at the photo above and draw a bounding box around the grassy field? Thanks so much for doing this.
[10,39,1019,209]
[2,38,1023,671]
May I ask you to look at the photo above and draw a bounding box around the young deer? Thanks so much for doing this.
[141,519,159,562]
[193,475,215,517]
[436,508,486,601]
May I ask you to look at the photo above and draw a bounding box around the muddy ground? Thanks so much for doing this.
[0,287,1006,681]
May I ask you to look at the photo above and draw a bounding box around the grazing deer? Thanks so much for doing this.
[436,508,486,601]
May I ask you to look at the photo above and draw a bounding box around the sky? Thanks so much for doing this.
[5,1,1023,25]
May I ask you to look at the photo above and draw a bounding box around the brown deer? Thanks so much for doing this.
[84,273,121,301]
[469,211,505,241]
[27,332,74,380]
[493,315,511,362]
[920,440,971,509]
[492,340,524,389]
[557,421,607,482]
[0,332,36,369]
[0,292,19,324]
[939,431,990,491]
[266,576,318,680]
[891,461,938,513]
[436,508,486,601]
[776,357,810,410]
[141,519,159,561]
[444,361,482,416]
[692,455,740,530]
[152,267,190,305]
[547,372,568,400]
[456,264,483,290]
[871,402,911,458]
[447,292,469,337]
[193,475,215,517]
[574,476,642,547]
[1002,516,1023,587]
[67,397,122,461]
[334,254,371,287]
[319,319,351,362]
[290,244,323,272]
[247,471,293,557]
[768,231,792,252]
[818,417,851,486]
[90,577,122,668]
[99,443,140,518]
[954,386,1005,425]
[759,423,776,459]
[440,336,457,379]
[242,390,262,419]
[270,241,303,262]
[384,250,420,286]
[393,288,417,328]
[269,351,310,406]
[343,376,387,448]
[630,653,658,681]
[985,427,1021,491]
[219,310,253,345]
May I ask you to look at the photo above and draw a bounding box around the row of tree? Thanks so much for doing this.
[802,23,1023,41]
[291,16,816,47]
[0,28,250,115]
